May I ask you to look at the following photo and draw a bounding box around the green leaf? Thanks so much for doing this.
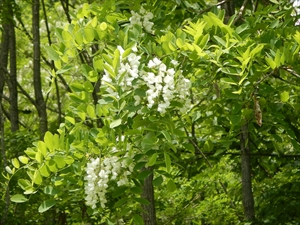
[70,83,84,92]
[40,164,50,177]
[18,156,29,164]
[44,131,54,152]
[134,198,149,205]
[230,114,241,126]
[164,152,171,172]
[147,153,158,167]
[44,186,60,195]
[35,151,43,163]
[161,130,172,143]
[114,197,128,207]
[18,179,32,191]
[110,119,122,128]
[87,105,96,119]
[47,159,58,172]
[38,199,56,213]
[53,155,66,169]
[38,141,47,156]
[45,46,59,61]
[213,35,226,48]
[65,156,74,165]
[133,214,144,225]
[266,57,276,69]
[12,158,20,169]
[280,91,289,102]
[11,194,28,203]
[112,186,128,198]
[199,34,210,48]
[153,176,163,186]
[167,179,176,192]
[56,65,73,74]
[220,77,237,85]
[204,140,214,152]
[137,170,152,180]
[33,170,43,185]
[25,148,36,159]
[274,49,281,67]
[100,22,107,31]
[65,116,75,125]
[83,26,95,42]
[130,186,142,194]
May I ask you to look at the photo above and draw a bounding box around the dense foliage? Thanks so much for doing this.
[1,0,300,224]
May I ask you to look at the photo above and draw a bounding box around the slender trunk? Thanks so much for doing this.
[240,123,255,221]
[8,14,19,132]
[33,0,48,139]
[0,98,9,225]
[141,167,157,225]
[219,0,235,23]
[0,4,11,224]
[41,0,62,126]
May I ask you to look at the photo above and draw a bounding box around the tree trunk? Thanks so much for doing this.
[8,16,19,132]
[33,0,48,139]
[240,123,255,221]
[0,2,13,223]
[219,0,235,23]
[141,167,157,225]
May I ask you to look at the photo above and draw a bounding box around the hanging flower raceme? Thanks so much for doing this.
[102,46,192,114]
[141,57,192,114]
[129,6,154,33]
[84,155,133,209]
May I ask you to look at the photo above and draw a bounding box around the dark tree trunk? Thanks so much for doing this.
[0,1,14,223]
[240,123,255,221]
[141,167,157,225]
[219,0,235,23]
[33,0,48,139]
[8,18,19,132]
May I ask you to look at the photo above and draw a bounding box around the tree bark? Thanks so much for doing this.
[8,16,19,132]
[0,2,13,223]
[240,123,255,221]
[219,0,235,23]
[141,167,157,225]
[33,0,48,139]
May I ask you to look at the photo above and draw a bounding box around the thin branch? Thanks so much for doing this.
[198,0,232,15]
[233,0,249,25]
[282,66,300,79]
[17,82,36,106]
[254,69,276,87]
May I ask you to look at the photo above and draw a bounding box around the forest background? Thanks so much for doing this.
[1,0,300,224]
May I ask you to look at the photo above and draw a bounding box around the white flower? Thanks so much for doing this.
[164,74,174,85]
[171,60,179,66]
[144,12,154,20]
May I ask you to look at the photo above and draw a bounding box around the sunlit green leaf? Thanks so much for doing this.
[18,156,29,165]
[38,199,56,213]
[280,91,289,102]
[147,153,158,167]
[12,158,20,169]
[11,194,28,203]
[110,119,122,128]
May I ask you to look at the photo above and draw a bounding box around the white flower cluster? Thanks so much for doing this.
[102,46,192,114]
[141,58,191,114]
[102,46,141,98]
[84,156,133,209]
[129,6,154,33]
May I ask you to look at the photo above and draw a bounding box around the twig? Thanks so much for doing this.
[198,0,232,15]
[233,0,249,25]
[282,66,300,79]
